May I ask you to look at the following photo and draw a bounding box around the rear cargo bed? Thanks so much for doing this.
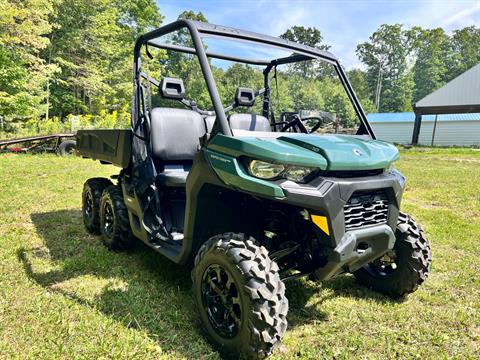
[76,129,132,168]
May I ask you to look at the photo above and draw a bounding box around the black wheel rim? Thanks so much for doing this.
[201,264,242,339]
[103,200,114,237]
[85,191,94,220]
[364,250,398,278]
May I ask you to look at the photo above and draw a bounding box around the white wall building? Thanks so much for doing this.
[368,112,480,147]
[368,63,480,147]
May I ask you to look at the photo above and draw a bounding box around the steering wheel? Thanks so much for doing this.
[279,114,332,134]
[278,115,308,133]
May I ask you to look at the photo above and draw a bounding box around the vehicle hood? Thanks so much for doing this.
[276,134,399,170]
[208,133,399,171]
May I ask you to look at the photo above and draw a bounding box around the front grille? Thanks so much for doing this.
[344,190,389,231]
[322,169,384,178]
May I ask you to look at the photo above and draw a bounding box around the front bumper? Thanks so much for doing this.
[279,170,404,243]
[277,170,405,280]
[314,224,395,280]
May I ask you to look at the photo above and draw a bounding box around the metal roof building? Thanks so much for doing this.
[412,63,480,144]
[368,112,480,146]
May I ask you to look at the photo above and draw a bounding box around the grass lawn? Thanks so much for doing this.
[0,148,479,359]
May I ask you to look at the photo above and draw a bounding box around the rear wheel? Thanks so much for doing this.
[353,212,432,297]
[99,185,134,250]
[82,178,112,234]
[192,233,288,359]
[57,139,76,156]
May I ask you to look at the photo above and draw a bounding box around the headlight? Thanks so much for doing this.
[248,159,317,183]
[284,166,315,182]
[248,160,285,179]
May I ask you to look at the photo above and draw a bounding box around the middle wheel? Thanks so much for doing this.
[99,185,135,250]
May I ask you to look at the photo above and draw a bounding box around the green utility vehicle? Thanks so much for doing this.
[77,20,432,358]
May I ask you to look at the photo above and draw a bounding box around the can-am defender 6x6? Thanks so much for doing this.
[76,20,432,359]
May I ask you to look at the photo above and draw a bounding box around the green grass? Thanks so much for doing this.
[0,148,479,359]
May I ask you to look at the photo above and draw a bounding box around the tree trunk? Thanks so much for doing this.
[374,67,383,111]
[45,79,49,122]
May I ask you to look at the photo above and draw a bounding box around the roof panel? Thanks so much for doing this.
[368,112,480,123]
[415,63,480,110]
[191,21,338,62]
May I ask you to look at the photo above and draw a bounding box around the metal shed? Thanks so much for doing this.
[368,112,480,146]
[412,63,480,144]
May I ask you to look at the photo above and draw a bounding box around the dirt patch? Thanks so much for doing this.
[431,157,480,163]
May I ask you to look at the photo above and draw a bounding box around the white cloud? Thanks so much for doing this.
[250,0,480,68]
[158,0,480,69]
[442,2,480,27]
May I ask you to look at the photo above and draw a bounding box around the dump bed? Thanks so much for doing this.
[76,129,132,168]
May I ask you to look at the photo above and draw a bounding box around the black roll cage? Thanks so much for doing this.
[133,20,375,139]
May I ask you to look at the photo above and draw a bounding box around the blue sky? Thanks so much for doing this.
[157,0,480,68]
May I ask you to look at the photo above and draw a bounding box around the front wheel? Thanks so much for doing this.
[353,212,432,297]
[192,233,288,359]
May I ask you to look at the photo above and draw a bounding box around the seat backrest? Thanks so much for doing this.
[204,115,216,133]
[229,114,271,132]
[150,108,206,161]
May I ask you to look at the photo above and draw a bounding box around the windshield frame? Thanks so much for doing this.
[133,19,376,139]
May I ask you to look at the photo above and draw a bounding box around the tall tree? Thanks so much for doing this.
[45,0,162,118]
[323,89,356,127]
[220,64,262,103]
[161,11,211,108]
[0,0,55,122]
[347,69,376,114]
[280,26,330,78]
[411,27,452,102]
[356,24,415,112]
[448,26,480,79]
[280,26,329,50]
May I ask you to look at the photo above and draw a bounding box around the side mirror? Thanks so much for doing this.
[235,87,255,107]
[160,77,185,100]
